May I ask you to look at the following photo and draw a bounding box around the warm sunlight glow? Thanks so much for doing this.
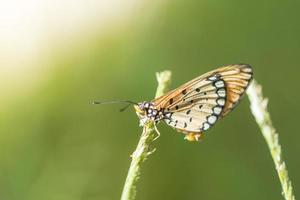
[0,0,140,97]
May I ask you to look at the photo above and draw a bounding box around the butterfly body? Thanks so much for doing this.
[135,64,253,142]
[134,102,164,123]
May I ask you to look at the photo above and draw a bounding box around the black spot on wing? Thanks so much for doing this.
[184,122,187,128]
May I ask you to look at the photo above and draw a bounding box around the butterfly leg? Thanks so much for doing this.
[184,132,204,142]
[153,123,161,141]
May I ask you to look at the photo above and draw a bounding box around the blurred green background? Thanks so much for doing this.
[0,0,299,200]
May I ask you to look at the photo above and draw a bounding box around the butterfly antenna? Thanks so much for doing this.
[92,100,138,105]
[92,100,138,112]
[119,104,131,112]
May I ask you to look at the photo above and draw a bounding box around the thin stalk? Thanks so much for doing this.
[247,80,295,200]
[120,71,172,200]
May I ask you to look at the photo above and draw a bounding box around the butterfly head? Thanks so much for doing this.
[134,101,164,124]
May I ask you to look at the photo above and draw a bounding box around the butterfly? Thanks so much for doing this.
[133,64,253,141]
[94,64,253,142]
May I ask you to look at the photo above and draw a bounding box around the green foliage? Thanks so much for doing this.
[121,71,171,200]
[247,80,295,200]
[1,1,300,200]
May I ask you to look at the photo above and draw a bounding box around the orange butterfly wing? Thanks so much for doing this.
[152,64,253,140]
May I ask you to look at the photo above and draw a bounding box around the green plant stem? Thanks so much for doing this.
[120,71,172,200]
[247,80,295,200]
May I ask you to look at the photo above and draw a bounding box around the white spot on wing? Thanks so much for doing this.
[208,76,217,81]
[217,88,226,97]
[217,98,225,106]
[213,106,222,115]
[203,122,210,131]
[215,80,225,88]
[165,113,172,118]
[208,115,217,124]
